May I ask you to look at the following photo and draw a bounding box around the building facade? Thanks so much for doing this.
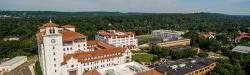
[151,30,185,42]
[157,39,191,48]
[95,30,138,50]
[36,20,132,75]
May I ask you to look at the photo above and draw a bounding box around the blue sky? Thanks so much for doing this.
[0,0,250,15]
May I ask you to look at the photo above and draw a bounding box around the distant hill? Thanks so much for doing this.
[1,11,250,18]
[0,11,157,17]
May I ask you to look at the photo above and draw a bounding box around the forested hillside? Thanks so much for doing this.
[0,11,250,58]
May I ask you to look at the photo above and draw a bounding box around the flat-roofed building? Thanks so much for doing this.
[231,45,250,54]
[0,56,27,75]
[84,61,161,75]
[157,39,191,48]
[155,57,216,75]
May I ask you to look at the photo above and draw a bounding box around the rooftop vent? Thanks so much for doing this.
[171,65,178,69]
[179,63,186,67]
[191,60,196,63]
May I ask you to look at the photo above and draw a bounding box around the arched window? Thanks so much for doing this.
[52,28,55,33]
[49,28,52,33]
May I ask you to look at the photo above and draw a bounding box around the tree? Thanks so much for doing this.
[35,60,43,75]
[198,52,208,57]
[210,59,245,75]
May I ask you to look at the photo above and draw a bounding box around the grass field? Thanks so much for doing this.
[136,35,152,45]
[132,53,155,63]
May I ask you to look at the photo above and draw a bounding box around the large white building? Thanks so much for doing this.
[0,56,27,75]
[95,30,138,50]
[36,20,132,75]
[151,30,185,42]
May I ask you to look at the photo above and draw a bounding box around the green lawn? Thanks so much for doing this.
[132,53,155,63]
[137,35,152,45]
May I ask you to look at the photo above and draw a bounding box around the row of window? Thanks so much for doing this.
[84,63,113,71]
[188,66,213,75]
[112,39,134,41]
[109,35,134,39]
[83,53,120,61]
[83,58,114,66]
[74,39,85,43]
[63,47,73,51]
[63,44,86,51]
[111,40,135,43]
[53,52,57,73]
[52,46,57,73]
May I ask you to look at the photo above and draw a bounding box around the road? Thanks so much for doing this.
[22,66,32,75]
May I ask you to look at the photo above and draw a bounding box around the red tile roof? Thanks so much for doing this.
[36,21,86,42]
[62,47,126,65]
[39,20,59,29]
[84,69,101,75]
[87,40,114,49]
[36,31,86,43]
[97,30,135,37]
[136,69,162,75]
[61,31,86,42]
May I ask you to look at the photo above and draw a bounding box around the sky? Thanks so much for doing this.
[0,0,250,15]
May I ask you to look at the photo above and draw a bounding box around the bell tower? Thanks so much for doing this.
[38,20,64,75]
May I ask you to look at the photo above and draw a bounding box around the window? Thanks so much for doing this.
[70,47,73,50]
[54,58,56,61]
[53,52,55,55]
[54,64,56,67]
[53,46,55,49]
[63,48,65,51]
[49,29,52,33]
[78,45,80,47]
[195,71,198,74]
[55,70,57,72]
